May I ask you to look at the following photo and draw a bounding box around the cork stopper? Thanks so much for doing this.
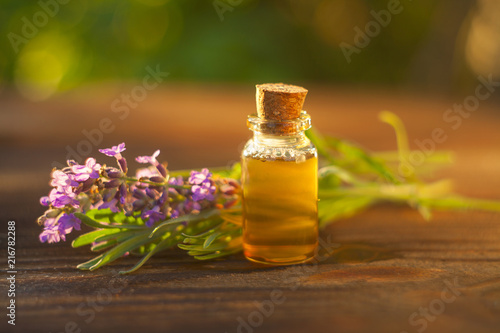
[256,83,308,121]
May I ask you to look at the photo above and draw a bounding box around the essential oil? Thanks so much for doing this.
[241,83,318,265]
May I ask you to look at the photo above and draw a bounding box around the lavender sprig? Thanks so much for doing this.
[37,144,241,253]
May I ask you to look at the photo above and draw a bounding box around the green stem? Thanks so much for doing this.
[105,176,193,189]
[319,180,453,202]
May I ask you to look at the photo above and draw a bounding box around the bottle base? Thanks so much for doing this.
[243,244,317,266]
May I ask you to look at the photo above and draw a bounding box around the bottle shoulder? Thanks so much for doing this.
[242,137,317,162]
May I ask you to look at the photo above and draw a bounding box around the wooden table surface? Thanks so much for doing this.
[1,84,500,333]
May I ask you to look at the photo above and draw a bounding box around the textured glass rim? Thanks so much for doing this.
[247,111,312,133]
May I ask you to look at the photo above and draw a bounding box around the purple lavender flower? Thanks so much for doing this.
[168,175,184,195]
[185,200,201,213]
[136,150,160,165]
[71,158,101,182]
[185,169,216,207]
[188,168,212,185]
[136,166,160,179]
[170,209,180,219]
[39,224,65,243]
[99,143,126,157]
[99,143,128,173]
[136,150,166,177]
[43,217,58,227]
[191,182,216,202]
[58,213,82,234]
[49,188,79,208]
[50,170,78,190]
[142,206,166,227]
[169,176,184,186]
[40,196,50,207]
[96,198,120,213]
[39,142,234,246]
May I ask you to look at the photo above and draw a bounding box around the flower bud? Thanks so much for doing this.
[228,179,240,189]
[156,163,168,178]
[150,176,165,183]
[107,170,124,178]
[80,178,95,192]
[224,199,238,209]
[123,202,134,216]
[103,188,118,202]
[158,190,169,206]
[104,179,121,189]
[132,188,147,199]
[220,184,236,195]
[37,215,46,225]
[117,157,128,174]
[39,196,51,207]
[45,209,61,218]
[119,183,127,204]
[132,199,147,211]
[120,183,127,204]
[145,187,159,199]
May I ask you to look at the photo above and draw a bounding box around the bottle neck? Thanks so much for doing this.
[252,130,309,148]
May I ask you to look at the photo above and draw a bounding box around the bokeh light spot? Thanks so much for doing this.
[14,32,76,101]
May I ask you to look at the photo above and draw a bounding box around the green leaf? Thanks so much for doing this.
[213,162,241,179]
[378,111,414,180]
[326,137,400,184]
[181,225,222,239]
[420,196,500,212]
[75,213,148,230]
[417,204,432,221]
[193,248,241,260]
[90,231,140,252]
[119,237,177,274]
[179,238,235,252]
[374,151,455,165]
[318,166,362,187]
[203,231,222,249]
[76,254,104,270]
[88,231,154,270]
[183,237,203,245]
[318,197,375,227]
[94,230,139,243]
[149,209,219,238]
[306,128,335,164]
[91,239,118,252]
[72,228,121,248]
[86,209,146,225]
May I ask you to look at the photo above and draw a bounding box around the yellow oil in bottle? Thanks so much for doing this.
[242,155,318,265]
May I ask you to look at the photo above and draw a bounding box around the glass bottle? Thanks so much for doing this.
[241,83,318,265]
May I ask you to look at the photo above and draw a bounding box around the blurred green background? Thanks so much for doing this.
[1,0,498,101]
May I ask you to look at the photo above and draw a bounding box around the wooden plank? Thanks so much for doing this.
[1,87,500,333]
